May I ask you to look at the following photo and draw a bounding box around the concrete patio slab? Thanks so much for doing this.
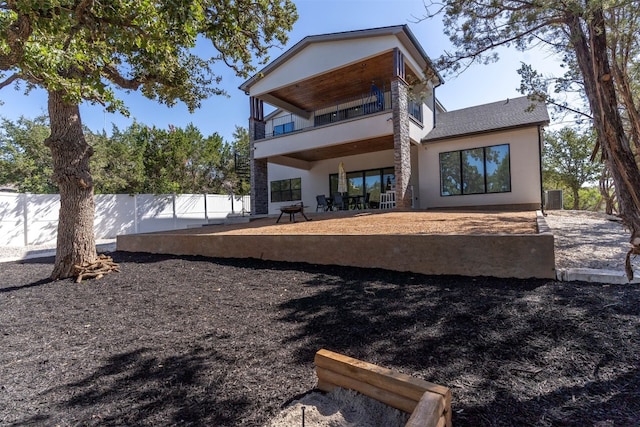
[556,268,640,285]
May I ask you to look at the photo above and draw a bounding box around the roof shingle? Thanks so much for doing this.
[423,96,549,143]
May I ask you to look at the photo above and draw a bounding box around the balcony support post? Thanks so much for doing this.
[391,77,412,209]
[249,97,269,215]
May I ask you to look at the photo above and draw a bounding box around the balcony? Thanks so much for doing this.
[253,94,428,163]
[262,90,392,140]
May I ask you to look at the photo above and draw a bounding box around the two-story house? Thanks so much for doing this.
[239,25,549,216]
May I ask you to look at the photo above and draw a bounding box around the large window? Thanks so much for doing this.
[440,144,511,196]
[270,178,301,202]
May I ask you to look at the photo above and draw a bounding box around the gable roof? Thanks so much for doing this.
[422,96,549,143]
[239,24,443,93]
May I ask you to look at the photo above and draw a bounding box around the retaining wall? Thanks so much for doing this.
[117,212,555,279]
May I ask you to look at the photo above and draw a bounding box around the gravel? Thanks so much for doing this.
[0,239,116,262]
[543,209,639,272]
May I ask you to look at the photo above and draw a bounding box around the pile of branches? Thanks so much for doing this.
[74,254,120,283]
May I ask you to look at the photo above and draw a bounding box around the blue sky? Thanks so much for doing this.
[0,0,564,143]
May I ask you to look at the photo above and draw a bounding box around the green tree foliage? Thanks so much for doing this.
[1,1,298,112]
[561,186,601,211]
[607,5,640,162]
[136,123,226,194]
[0,116,146,194]
[0,0,297,279]
[0,116,56,192]
[89,127,145,195]
[421,0,640,279]
[225,125,251,196]
[0,117,248,195]
[543,127,602,210]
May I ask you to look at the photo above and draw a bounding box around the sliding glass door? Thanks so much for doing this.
[347,171,363,197]
[330,167,394,208]
[365,170,382,206]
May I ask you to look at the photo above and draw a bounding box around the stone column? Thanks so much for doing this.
[391,78,412,209]
[249,97,269,215]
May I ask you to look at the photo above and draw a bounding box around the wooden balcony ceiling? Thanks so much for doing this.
[269,51,417,111]
[282,135,394,162]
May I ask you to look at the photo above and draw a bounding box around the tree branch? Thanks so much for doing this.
[547,98,593,120]
[102,66,141,90]
[0,73,20,89]
[439,18,566,70]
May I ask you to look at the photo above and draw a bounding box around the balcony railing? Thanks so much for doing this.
[261,91,426,140]
[263,90,392,140]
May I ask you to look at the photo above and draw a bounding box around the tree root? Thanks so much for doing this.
[74,254,120,283]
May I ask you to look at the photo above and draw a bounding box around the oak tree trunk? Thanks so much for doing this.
[567,9,640,279]
[45,91,97,280]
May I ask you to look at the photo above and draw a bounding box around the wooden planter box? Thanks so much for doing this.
[315,349,452,427]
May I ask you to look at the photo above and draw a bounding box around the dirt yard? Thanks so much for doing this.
[2,250,639,426]
[176,209,539,236]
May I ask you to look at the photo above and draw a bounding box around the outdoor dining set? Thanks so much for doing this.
[276,191,396,223]
[315,191,396,212]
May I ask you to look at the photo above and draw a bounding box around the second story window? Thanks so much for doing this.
[408,100,422,123]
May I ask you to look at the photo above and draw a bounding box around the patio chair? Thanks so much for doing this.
[316,194,332,212]
[379,191,396,209]
[364,192,371,209]
[333,193,346,210]
[349,194,364,210]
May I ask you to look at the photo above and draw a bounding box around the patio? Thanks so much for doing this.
[117,209,556,279]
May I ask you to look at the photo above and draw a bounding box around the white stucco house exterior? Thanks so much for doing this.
[239,25,549,215]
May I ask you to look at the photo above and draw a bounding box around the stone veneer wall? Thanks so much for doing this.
[250,119,268,215]
[391,78,412,208]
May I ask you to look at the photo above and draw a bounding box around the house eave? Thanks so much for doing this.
[421,122,549,144]
[239,24,443,93]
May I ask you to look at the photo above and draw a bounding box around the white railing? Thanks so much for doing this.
[0,193,251,247]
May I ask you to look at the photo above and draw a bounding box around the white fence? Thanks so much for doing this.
[0,193,250,247]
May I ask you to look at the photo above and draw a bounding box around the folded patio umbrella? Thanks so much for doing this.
[338,162,347,194]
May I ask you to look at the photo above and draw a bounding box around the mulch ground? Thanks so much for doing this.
[2,252,639,426]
